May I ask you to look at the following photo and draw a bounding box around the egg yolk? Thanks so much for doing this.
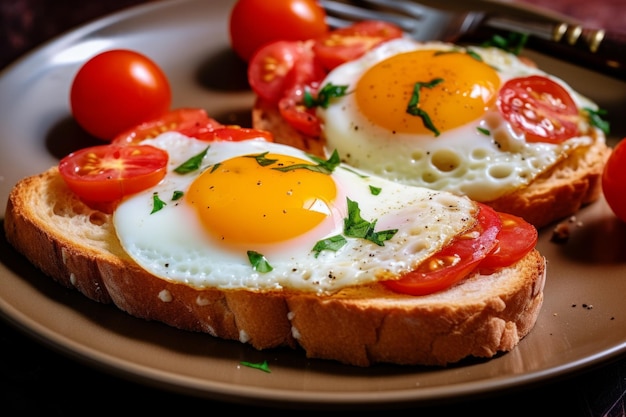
[355,49,501,135]
[186,153,337,245]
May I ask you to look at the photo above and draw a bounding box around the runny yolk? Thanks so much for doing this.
[186,153,337,245]
[355,49,501,135]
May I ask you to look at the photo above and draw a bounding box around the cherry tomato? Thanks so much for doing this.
[312,20,404,70]
[70,49,171,140]
[278,86,322,137]
[210,126,274,142]
[112,108,224,145]
[497,75,580,144]
[602,138,626,222]
[478,211,538,274]
[58,144,168,206]
[383,203,501,296]
[229,0,328,62]
[248,40,325,105]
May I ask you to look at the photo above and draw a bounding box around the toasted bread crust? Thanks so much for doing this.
[252,98,611,229]
[3,167,545,366]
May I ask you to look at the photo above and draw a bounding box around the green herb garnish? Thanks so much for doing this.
[304,82,349,108]
[369,185,381,195]
[477,127,491,136]
[150,192,166,214]
[434,48,483,62]
[312,235,347,258]
[272,149,341,175]
[174,146,209,174]
[240,360,271,373]
[585,107,610,135]
[245,151,278,167]
[481,32,528,56]
[172,190,184,201]
[344,198,398,246]
[406,78,444,137]
[247,250,273,273]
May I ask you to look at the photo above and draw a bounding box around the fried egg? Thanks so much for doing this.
[318,39,602,201]
[113,132,477,294]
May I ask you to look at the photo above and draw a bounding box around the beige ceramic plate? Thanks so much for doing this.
[1,0,626,408]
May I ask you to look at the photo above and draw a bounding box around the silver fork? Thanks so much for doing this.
[320,0,626,80]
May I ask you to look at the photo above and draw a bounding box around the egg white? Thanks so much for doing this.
[113,132,477,294]
[318,39,602,202]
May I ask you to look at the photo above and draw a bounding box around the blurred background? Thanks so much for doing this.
[1,0,625,71]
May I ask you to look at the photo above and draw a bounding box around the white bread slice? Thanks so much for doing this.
[252,97,611,229]
[3,167,546,366]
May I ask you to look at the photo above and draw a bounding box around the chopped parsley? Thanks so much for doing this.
[434,48,483,62]
[150,192,167,214]
[406,78,444,136]
[344,198,398,246]
[172,190,184,201]
[304,82,349,108]
[481,32,528,56]
[272,149,341,175]
[247,250,273,273]
[369,185,382,195]
[311,198,398,257]
[174,146,209,174]
[240,360,271,373]
[312,235,347,258]
[244,151,278,166]
[585,107,610,134]
[477,127,491,136]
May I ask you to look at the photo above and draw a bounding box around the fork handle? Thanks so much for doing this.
[484,17,626,80]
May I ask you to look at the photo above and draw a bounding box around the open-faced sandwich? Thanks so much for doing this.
[249,21,612,229]
[4,109,545,367]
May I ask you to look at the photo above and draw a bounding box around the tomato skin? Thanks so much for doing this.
[312,20,404,70]
[112,108,274,144]
[58,144,168,206]
[229,0,328,62]
[602,139,626,222]
[497,75,580,144]
[478,212,538,274]
[383,203,501,296]
[70,49,171,140]
[112,108,223,145]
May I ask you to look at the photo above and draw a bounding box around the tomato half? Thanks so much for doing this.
[497,75,580,144]
[112,108,224,145]
[602,138,626,222]
[478,211,538,274]
[112,108,274,144]
[278,87,322,137]
[229,0,329,62]
[383,203,501,296]
[58,144,168,206]
[312,20,404,70]
[70,49,171,140]
[209,126,274,142]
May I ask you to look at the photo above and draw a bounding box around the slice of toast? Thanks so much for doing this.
[252,97,611,229]
[3,167,546,366]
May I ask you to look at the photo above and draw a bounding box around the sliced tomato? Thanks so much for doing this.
[602,138,626,223]
[478,212,538,274]
[247,41,303,104]
[209,126,274,142]
[497,75,580,144]
[248,40,326,105]
[112,108,224,145]
[278,86,322,137]
[58,144,168,207]
[383,203,501,296]
[312,20,404,70]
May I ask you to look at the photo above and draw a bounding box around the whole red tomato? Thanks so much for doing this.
[602,139,626,222]
[70,49,171,140]
[229,0,329,62]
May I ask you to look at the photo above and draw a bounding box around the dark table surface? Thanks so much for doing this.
[2,1,626,415]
